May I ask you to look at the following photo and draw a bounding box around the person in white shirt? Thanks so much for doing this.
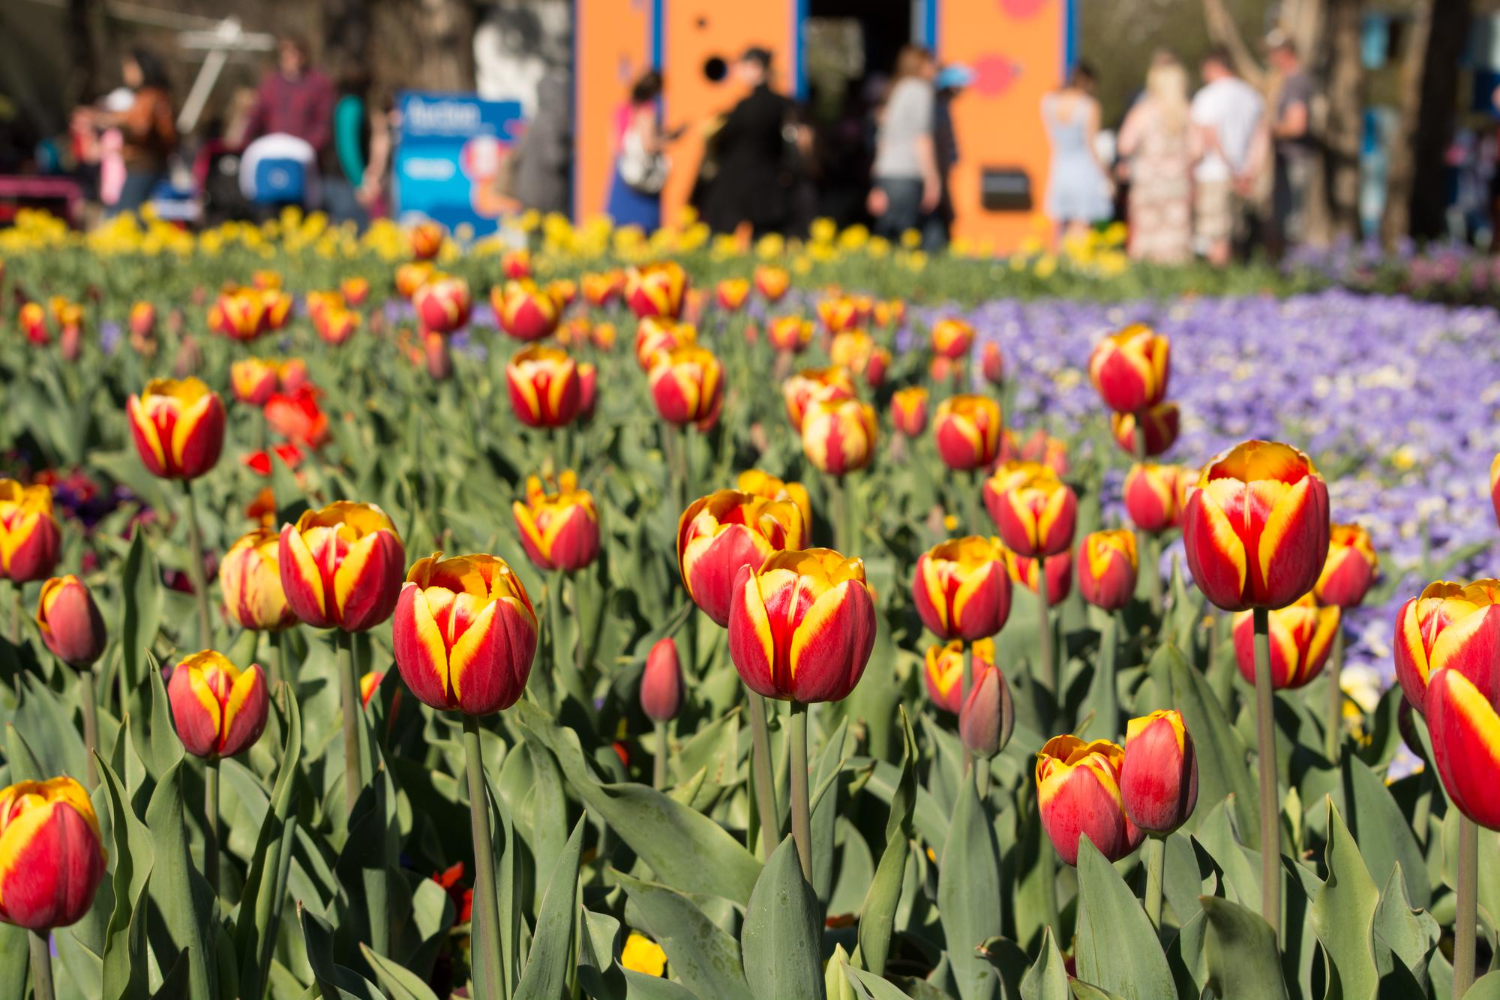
[1190,48,1268,265]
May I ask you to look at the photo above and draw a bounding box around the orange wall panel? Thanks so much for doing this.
[575,0,652,222]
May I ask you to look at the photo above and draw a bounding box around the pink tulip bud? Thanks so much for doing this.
[641,637,683,722]
[36,576,107,668]
[959,663,1012,758]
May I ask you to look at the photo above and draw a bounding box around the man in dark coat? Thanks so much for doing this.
[703,47,796,237]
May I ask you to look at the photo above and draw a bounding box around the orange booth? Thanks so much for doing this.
[574,0,1077,253]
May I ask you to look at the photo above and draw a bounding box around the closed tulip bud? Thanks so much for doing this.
[20,302,49,344]
[1315,523,1378,609]
[502,248,534,280]
[642,637,683,722]
[506,345,581,428]
[1425,667,1500,830]
[231,357,280,406]
[802,398,878,475]
[864,346,891,388]
[582,270,624,307]
[783,367,856,431]
[1006,549,1072,602]
[1111,402,1180,458]
[393,553,538,716]
[892,386,929,437]
[924,637,996,713]
[935,395,1003,470]
[129,300,156,337]
[735,470,813,531]
[754,265,790,301]
[625,261,687,319]
[728,549,877,703]
[1077,530,1138,611]
[678,490,805,625]
[1182,440,1330,612]
[494,280,561,341]
[414,275,472,334]
[167,650,270,758]
[984,462,1077,557]
[913,536,1011,640]
[341,276,370,306]
[577,362,598,422]
[1232,593,1340,690]
[817,296,860,334]
[35,575,105,668]
[1036,735,1143,866]
[279,502,405,631]
[409,220,445,259]
[715,278,751,311]
[635,317,697,370]
[649,347,724,427]
[1120,709,1199,835]
[1088,324,1170,413]
[1123,463,1190,534]
[395,261,436,299]
[930,317,975,359]
[219,528,297,631]
[1393,580,1500,714]
[0,481,61,583]
[0,777,108,931]
[980,342,1005,385]
[959,657,1012,759]
[127,378,226,480]
[768,316,815,354]
[513,471,600,572]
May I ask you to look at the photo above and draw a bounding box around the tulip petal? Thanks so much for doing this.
[789,581,876,703]
[393,584,453,709]
[1428,668,1500,830]
[727,566,777,698]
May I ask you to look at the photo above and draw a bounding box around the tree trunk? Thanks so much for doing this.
[1324,0,1363,238]
[1409,0,1471,239]
[65,0,106,106]
[370,0,478,94]
[1381,0,1430,244]
[323,0,372,88]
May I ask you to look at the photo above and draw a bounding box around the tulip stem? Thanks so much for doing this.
[789,701,814,883]
[1324,626,1345,762]
[961,645,974,776]
[205,756,220,900]
[1144,532,1163,617]
[1252,606,1281,938]
[28,930,54,1000]
[181,480,213,648]
[1144,835,1165,931]
[1037,567,1057,717]
[81,667,99,790]
[1456,814,1479,997]
[746,694,780,859]
[8,581,19,645]
[463,714,505,1000]
[975,755,991,801]
[653,720,669,790]
[338,630,362,817]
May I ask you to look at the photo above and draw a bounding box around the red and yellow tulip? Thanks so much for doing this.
[129,300,156,337]
[1006,549,1073,602]
[678,490,805,626]
[1000,428,1070,476]
[912,536,1011,640]
[930,317,975,360]
[934,395,1003,471]
[768,316,815,354]
[1232,593,1340,690]
[1393,580,1500,714]
[715,278,751,311]
[924,637,996,714]
[547,278,577,309]
[625,261,687,319]
[231,357,281,405]
[392,553,538,716]
[512,471,600,573]
[783,367,856,431]
[210,287,267,341]
[19,302,49,345]
[1425,667,1500,829]
[980,342,1005,386]
[582,270,625,306]
[502,248,534,280]
[409,220,445,260]
[802,398,878,475]
[0,776,108,930]
[340,276,370,306]
[494,280,561,341]
[1088,324,1170,413]
[1036,735,1143,866]
[167,650,270,758]
[220,528,297,631]
[1182,440,1330,612]
[1124,463,1191,534]
[414,275,472,334]
[892,386,929,437]
[1119,710,1198,835]
[1314,523,1378,609]
[873,298,906,328]
[817,296,860,334]
[35,576,106,668]
[0,480,60,584]
[279,502,406,632]
[735,470,813,531]
[754,265,790,302]
[984,462,1077,558]
[635,317,697,370]
[830,331,889,388]
[649,347,724,427]
[395,260,436,299]
[506,345,581,428]
[727,548,877,703]
[126,378,226,480]
[1077,529,1138,611]
[1111,402,1180,458]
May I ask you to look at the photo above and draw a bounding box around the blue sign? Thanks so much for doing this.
[394,91,527,236]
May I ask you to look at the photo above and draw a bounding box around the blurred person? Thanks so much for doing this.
[82,49,177,216]
[329,70,373,225]
[1117,53,1193,264]
[1041,63,1112,242]
[358,91,397,218]
[1191,47,1267,265]
[868,46,939,243]
[924,64,972,249]
[235,34,334,212]
[515,70,572,215]
[1267,31,1313,256]
[703,48,797,238]
[606,70,681,232]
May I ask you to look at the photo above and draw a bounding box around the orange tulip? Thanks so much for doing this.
[768,316,815,354]
[754,265,790,302]
[715,278,751,311]
[409,221,445,259]
[395,261,436,299]
[582,270,625,306]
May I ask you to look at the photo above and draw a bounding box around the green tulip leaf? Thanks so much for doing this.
[613,871,753,1000]
[514,818,585,1000]
[1073,837,1177,1000]
[144,761,216,1000]
[1165,643,1260,846]
[1019,926,1071,1000]
[741,836,827,1000]
[1311,798,1381,1000]
[1200,895,1290,1000]
[937,768,1001,1000]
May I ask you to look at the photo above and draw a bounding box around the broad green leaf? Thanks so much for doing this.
[741,837,826,1000]
[859,710,915,976]
[1200,896,1290,1000]
[514,819,585,1000]
[299,908,387,1000]
[1342,754,1431,909]
[360,945,441,1000]
[99,750,153,1000]
[1372,864,1439,996]
[622,968,700,999]
[1311,798,1380,1000]
[614,871,752,1000]
[843,963,919,1000]
[144,761,216,1000]
[1073,837,1177,1000]
[119,527,161,724]
[1166,644,1259,846]
[1020,927,1071,1000]
[937,771,1001,1000]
